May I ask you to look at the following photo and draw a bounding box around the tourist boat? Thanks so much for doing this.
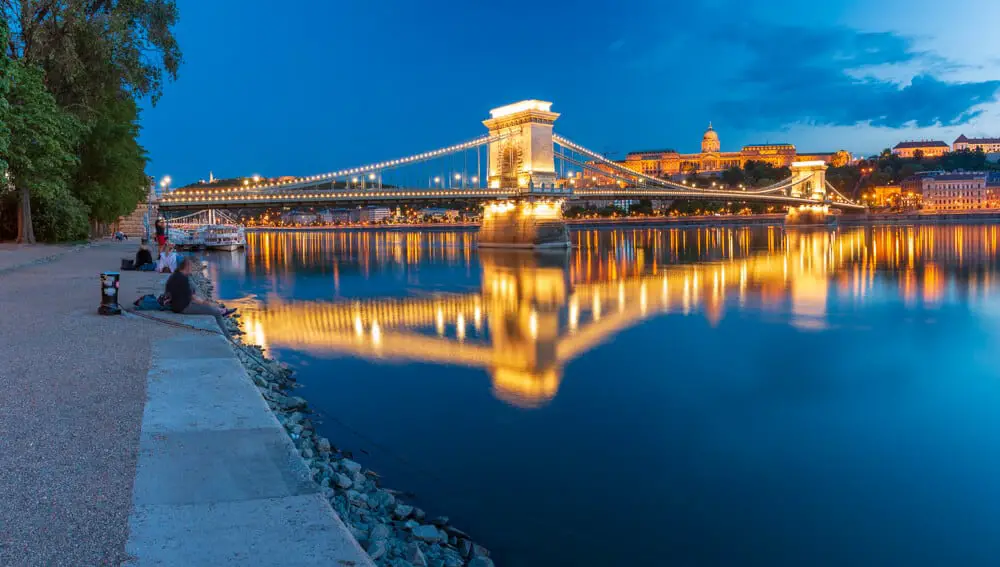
[168,226,204,250]
[202,224,247,251]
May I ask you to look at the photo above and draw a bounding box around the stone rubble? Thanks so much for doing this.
[191,266,497,567]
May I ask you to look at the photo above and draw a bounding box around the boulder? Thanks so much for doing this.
[412,525,445,543]
[340,459,363,474]
[369,523,391,542]
[334,473,353,490]
[317,437,332,453]
[366,539,388,561]
[393,504,414,519]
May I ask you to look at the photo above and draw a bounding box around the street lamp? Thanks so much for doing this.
[471,176,478,185]
[454,173,462,188]
[159,175,172,194]
[433,176,441,186]
[252,174,261,183]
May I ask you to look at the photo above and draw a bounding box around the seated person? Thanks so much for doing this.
[157,243,178,273]
[164,257,236,316]
[135,239,154,269]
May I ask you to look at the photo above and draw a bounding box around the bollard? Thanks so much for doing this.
[99,272,122,315]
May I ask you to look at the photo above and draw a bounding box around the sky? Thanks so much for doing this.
[141,0,1000,186]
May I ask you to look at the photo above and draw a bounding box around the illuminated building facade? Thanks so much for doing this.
[953,135,1000,154]
[922,172,1000,212]
[891,140,950,158]
[615,124,848,178]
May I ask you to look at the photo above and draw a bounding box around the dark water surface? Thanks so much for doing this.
[207,224,1000,567]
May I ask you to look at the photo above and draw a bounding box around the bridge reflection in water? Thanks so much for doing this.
[223,224,1000,408]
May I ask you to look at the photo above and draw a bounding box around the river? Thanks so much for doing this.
[206,224,1000,566]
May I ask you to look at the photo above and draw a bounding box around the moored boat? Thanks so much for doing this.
[202,224,246,251]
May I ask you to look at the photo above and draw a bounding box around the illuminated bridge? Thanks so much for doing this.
[159,100,864,247]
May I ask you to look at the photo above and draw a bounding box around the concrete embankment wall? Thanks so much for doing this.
[125,319,373,567]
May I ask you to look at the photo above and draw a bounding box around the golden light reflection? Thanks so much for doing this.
[234,225,1000,409]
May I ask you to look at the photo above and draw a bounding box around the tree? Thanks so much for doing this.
[0,18,10,178]
[72,93,150,226]
[2,1,181,241]
[4,62,84,243]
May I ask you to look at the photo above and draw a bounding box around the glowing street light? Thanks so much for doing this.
[368,173,376,180]
[433,176,441,185]
[252,174,261,183]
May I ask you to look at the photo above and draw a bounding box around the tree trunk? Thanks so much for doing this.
[16,186,36,244]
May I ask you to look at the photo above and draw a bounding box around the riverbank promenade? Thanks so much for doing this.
[0,242,372,567]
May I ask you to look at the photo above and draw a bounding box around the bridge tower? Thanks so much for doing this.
[788,161,828,200]
[479,100,571,248]
[786,160,833,226]
[483,100,560,190]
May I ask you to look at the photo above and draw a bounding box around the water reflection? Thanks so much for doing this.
[221,225,1000,408]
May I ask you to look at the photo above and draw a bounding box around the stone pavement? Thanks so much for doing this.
[0,241,371,567]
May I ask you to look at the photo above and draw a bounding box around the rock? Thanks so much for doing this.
[334,473,353,490]
[430,516,449,527]
[393,504,414,519]
[412,525,445,543]
[443,525,470,539]
[369,523,391,543]
[368,490,395,510]
[317,437,332,453]
[345,490,369,508]
[352,470,367,487]
[349,525,368,544]
[403,520,421,530]
[457,538,472,558]
[412,507,426,521]
[288,412,306,424]
[340,459,363,474]
[367,539,388,561]
[467,558,494,567]
[441,549,464,567]
[470,543,490,559]
[300,446,314,460]
[406,543,428,567]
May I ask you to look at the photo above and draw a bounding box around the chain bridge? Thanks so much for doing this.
[159,100,864,247]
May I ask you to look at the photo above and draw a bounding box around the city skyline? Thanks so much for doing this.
[141,0,1000,186]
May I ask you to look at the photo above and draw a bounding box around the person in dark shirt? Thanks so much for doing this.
[135,239,154,269]
[164,257,234,316]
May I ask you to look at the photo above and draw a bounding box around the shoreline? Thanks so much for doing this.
[190,268,494,567]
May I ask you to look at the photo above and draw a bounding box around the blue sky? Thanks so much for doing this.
[141,0,1000,186]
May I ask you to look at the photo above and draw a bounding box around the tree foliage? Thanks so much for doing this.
[1,0,181,241]
[3,61,85,242]
[0,17,11,178]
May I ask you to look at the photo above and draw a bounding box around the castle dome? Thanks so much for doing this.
[701,122,720,153]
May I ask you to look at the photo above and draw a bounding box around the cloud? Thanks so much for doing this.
[705,22,1000,129]
[608,39,626,52]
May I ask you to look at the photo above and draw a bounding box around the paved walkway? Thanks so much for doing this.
[0,242,371,567]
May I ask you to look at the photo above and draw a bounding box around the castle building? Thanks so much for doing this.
[952,135,1000,154]
[891,140,950,159]
[615,124,848,179]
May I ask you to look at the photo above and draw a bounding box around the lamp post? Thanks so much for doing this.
[454,173,462,189]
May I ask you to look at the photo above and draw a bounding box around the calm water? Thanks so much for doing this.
[208,224,1000,567]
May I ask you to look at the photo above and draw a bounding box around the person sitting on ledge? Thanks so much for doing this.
[157,243,178,273]
[164,257,236,316]
[135,239,154,270]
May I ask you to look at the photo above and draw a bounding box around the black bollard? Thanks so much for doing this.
[99,272,122,315]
